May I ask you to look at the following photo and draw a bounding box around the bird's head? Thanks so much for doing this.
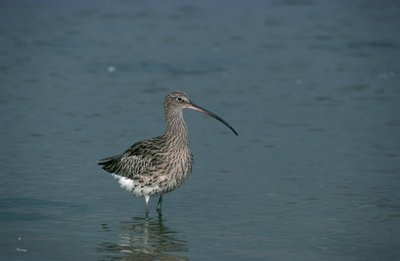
[164,91,238,136]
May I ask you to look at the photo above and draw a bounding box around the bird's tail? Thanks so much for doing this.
[98,155,121,171]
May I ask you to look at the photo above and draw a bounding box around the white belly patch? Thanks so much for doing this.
[112,174,135,191]
[111,174,160,197]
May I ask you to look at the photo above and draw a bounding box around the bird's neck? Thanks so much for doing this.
[164,110,188,147]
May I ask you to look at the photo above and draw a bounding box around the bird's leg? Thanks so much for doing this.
[156,195,163,215]
[145,196,150,217]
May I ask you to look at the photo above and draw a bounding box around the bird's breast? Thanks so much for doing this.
[164,148,192,176]
[157,147,193,189]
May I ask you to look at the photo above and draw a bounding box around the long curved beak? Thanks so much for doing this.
[187,101,238,136]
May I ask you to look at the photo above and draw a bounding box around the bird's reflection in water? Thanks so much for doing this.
[98,216,188,261]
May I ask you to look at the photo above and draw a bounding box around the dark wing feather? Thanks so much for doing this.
[98,137,166,179]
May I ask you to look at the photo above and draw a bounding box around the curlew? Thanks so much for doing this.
[98,91,237,215]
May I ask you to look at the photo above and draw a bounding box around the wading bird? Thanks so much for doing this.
[98,91,237,215]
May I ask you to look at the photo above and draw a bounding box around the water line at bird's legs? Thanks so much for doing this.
[157,195,163,216]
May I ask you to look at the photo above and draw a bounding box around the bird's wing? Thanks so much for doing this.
[98,138,166,179]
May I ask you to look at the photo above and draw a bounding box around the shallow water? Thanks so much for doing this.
[1,0,400,260]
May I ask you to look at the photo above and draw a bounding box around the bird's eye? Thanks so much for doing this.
[176,97,184,102]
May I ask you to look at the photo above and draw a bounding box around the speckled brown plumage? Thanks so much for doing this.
[98,91,237,215]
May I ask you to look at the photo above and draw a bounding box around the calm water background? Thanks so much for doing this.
[1,0,399,260]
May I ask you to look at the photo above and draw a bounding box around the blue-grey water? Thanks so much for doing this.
[1,0,399,260]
